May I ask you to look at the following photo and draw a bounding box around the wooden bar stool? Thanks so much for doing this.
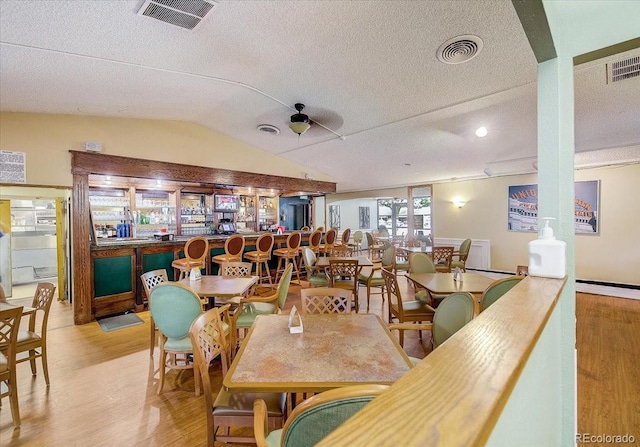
[171,236,209,280]
[273,231,302,284]
[318,228,338,257]
[332,228,352,256]
[243,233,275,285]
[211,234,245,275]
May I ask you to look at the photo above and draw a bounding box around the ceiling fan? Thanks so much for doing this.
[289,103,311,135]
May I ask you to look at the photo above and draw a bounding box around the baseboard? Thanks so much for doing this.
[467,268,640,300]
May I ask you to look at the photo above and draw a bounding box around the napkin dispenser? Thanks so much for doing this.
[288,306,304,334]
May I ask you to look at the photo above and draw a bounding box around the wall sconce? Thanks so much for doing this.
[453,200,467,208]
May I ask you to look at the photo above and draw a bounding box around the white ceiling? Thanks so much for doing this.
[1,0,639,192]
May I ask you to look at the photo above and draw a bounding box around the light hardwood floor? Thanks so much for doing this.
[1,282,638,446]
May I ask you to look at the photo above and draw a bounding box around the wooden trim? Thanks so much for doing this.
[511,0,557,63]
[70,151,336,194]
[574,37,640,66]
[72,174,93,325]
[317,275,567,447]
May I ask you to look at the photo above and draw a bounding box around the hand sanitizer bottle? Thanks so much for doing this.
[528,218,566,278]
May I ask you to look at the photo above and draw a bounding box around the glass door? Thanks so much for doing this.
[407,185,432,245]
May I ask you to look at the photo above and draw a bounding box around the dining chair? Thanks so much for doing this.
[332,228,352,256]
[306,229,323,257]
[140,269,169,356]
[431,246,455,273]
[300,225,311,231]
[347,230,363,255]
[300,247,329,288]
[254,384,389,447]
[480,276,525,312]
[220,261,253,278]
[0,306,23,427]
[327,259,362,312]
[382,268,435,347]
[190,304,286,446]
[273,231,302,283]
[365,232,384,260]
[318,227,338,257]
[300,287,352,314]
[171,236,209,280]
[408,252,437,303]
[357,244,396,312]
[231,263,293,347]
[149,282,203,396]
[244,233,275,285]
[14,282,56,385]
[212,234,245,274]
[451,238,472,272]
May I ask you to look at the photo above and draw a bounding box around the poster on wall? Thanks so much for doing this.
[359,207,370,229]
[508,180,600,234]
[0,150,26,183]
[329,205,340,228]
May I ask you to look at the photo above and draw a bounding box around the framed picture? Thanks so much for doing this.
[508,180,600,234]
[359,206,370,229]
[329,205,340,228]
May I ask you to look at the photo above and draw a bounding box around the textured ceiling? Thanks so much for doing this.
[1,0,639,192]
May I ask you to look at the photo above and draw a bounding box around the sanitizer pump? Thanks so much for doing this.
[528,218,566,279]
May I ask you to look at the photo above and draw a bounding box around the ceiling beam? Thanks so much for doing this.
[512,0,557,63]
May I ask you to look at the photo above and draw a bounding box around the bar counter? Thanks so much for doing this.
[90,231,309,318]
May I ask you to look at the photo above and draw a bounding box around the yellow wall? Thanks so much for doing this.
[434,163,640,285]
[0,112,333,187]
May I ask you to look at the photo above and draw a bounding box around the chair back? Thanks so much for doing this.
[382,268,404,316]
[480,276,525,312]
[365,232,375,246]
[324,228,337,245]
[141,269,168,298]
[256,233,275,257]
[308,230,323,253]
[458,238,472,262]
[432,292,474,348]
[300,287,352,314]
[224,234,245,258]
[286,231,302,251]
[409,253,436,274]
[380,244,396,269]
[221,262,253,278]
[300,226,311,231]
[431,246,454,272]
[149,283,202,340]
[0,284,6,302]
[352,231,363,245]
[29,282,56,337]
[279,384,389,447]
[328,259,360,285]
[301,247,317,279]
[0,305,22,426]
[276,264,293,310]
[184,236,209,264]
[340,228,351,245]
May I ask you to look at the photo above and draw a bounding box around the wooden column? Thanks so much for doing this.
[72,173,93,324]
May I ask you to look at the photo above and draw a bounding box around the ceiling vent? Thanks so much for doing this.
[257,124,280,135]
[607,56,640,83]
[437,35,484,65]
[137,0,217,30]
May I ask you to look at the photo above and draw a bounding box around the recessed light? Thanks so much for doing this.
[257,124,280,135]
[475,127,488,138]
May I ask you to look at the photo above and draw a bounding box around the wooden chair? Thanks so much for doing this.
[382,268,434,347]
[300,247,329,288]
[318,228,338,257]
[300,287,352,314]
[273,231,302,284]
[212,234,245,274]
[172,236,209,280]
[408,252,436,304]
[0,306,23,427]
[347,230,363,255]
[140,269,169,356]
[357,244,396,312]
[480,276,525,312]
[0,284,6,302]
[190,304,286,446]
[327,259,362,313]
[15,282,56,385]
[300,225,311,231]
[254,384,389,447]
[244,233,275,285]
[365,232,384,260]
[149,282,202,396]
[220,261,253,278]
[332,228,352,256]
[451,238,472,272]
[431,246,454,273]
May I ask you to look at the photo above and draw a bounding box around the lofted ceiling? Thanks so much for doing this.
[0,0,639,192]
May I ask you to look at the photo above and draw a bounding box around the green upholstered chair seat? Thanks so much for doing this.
[358,271,384,287]
[391,299,434,316]
[414,289,430,302]
[451,260,465,270]
[395,261,409,271]
[213,389,286,417]
[235,302,277,327]
[265,429,283,447]
[163,335,193,352]
[309,274,329,286]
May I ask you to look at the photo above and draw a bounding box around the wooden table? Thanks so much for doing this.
[178,275,259,308]
[397,246,433,255]
[406,272,495,315]
[316,256,374,268]
[0,301,36,316]
[224,313,413,394]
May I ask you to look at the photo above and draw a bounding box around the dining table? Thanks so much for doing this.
[406,272,495,315]
[223,313,413,395]
[0,301,36,316]
[315,255,374,268]
[178,275,259,308]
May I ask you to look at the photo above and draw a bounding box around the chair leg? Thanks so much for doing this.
[366,283,372,312]
[193,361,201,397]
[262,260,273,285]
[41,347,50,386]
[150,317,156,356]
[157,345,166,395]
[29,350,37,375]
[9,375,21,427]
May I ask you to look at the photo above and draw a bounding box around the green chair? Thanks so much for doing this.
[451,238,472,271]
[149,282,203,396]
[357,244,396,312]
[408,253,437,304]
[141,269,169,356]
[480,276,525,312]
[347,230,363,255]
[365,232,384,260]
[254,384,389,447]
[190,305,286,446]
[301,247,329,287]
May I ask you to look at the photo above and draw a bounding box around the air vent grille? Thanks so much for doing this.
[137,0,217,30]
[608,56,640,83]
[437,35,484,65]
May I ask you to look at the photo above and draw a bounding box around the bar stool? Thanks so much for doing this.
[273,231,302,283]
[333,228,352,256]
[211,234,245,275]
[318,228,338,257]
[307,229,323,255]
[244,233,275,285]
[171,236,209,280]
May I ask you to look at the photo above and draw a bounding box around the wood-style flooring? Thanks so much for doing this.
[1,282,638,446]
